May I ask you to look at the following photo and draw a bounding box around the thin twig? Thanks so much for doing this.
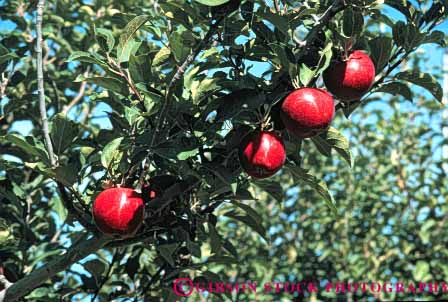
[0,63,16,99]
[106,54,144,102]
[62,67,90,115]
[296,0,345,61]
[50,220,67,243]
[91,249,121,302]
[371,14,443,90]
[36,0,56,167]
[57,182,97,233]
[136,264,166,302]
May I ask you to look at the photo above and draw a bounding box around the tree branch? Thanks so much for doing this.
[152,16,225,147]
[36,0,56,167]
[296,0,345,61]
[91,248,121,302]
[137,17,224,188]
[56,182,97,233]
[62,67,90,115]
[0,235,110,302]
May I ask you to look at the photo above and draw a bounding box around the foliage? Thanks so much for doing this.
[0,0,447,301]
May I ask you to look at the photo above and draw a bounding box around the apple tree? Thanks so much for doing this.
[0,0,447,301]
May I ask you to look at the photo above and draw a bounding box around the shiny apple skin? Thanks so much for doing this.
[323,50,376,101]
[238,131,286,179]
[92,188,144,236]
[280,88,335,138]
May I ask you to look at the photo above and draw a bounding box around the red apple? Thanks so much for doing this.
[280,88,335,138]
[323,50,375,101]
[238,131,286,179]
[92,187,144,236]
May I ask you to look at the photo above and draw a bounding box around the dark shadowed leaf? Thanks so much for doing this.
[223,211,268,242]
[207,222,222,254]
[1,134,49,164]
[84,259,107,282]
[231,201,263,225]
[369,37,393,73]
[375,81,413,101]
[50,114,78,155]
[395,71,443,102]
[342,8,364,37]
[158,243,177,267]
[252,179,284,202]
[311,127,353,167]
[286,165,337,215]
[215,89,266,121]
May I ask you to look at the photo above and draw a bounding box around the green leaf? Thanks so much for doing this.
[311,127,353,167]
[206,255,239,265]
[375,82,413,101]
[392,21,423,51]
[84,259,107,282]
[177,148,199,161]
[101,137,124,169]
[118,15,149,61]
[67,51,108,68]
[95,27,115,53]
[75,75,129,96]
[222,239,238,259]
[191,78,221,104]
[252,179,284,202]
[129,54,149,84]
[231,201,263,225]
[369,37,393,73]
[124,106,141,126]
[50,113,78,155]
[269,43,290,68]
[392,21,407,50]
[395,71,443,102]
[386,0,416,20]
[169,30,192,63]
[52,164,78,186]
[50,196,67,221]
[187,239,202,258]
[118,39,142,64]
[207,222,222,254]
[158,243,177,267]
[216,89,266,121]
[316,42,333,75]
[223,211,268,242]
[195,0,230,6]
[342,8,364,37]
[1,134,49,164]
[152,47,171,67]
[413,261,430,281]
[286,165,337,215]
[299,63,315,87]
[0,53,19,65]
[201,270,223,282]
[422,30,446,47]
